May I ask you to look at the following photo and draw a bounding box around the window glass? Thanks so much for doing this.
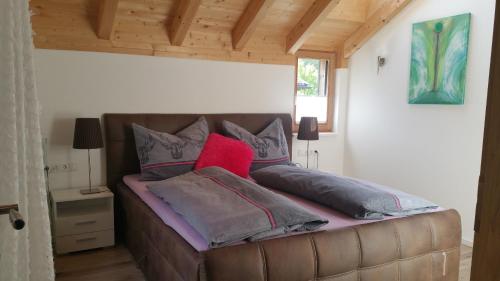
[295,58,329,123]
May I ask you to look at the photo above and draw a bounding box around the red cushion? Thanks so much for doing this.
[195,133,254,178]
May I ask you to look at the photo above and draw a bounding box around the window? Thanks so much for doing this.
[294,51,335,132]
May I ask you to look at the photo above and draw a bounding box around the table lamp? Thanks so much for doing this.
[297,117,319,168]
[73,118,104,195]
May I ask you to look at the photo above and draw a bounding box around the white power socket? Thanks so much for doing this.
[49,163,76,173]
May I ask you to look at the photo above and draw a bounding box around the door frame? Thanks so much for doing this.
[470,0,500,280]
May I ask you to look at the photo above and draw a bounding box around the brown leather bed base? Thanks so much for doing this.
[118,183,461,281]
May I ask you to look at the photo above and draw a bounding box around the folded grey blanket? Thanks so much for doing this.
[148,166,327,248]
[251,165,438,220]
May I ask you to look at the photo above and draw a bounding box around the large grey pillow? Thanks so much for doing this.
[222,118,290,170]
[132,117,209,180]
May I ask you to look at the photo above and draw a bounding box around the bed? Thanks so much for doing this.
[104,113,461,281]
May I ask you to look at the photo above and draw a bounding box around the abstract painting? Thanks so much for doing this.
[409,13,471,104]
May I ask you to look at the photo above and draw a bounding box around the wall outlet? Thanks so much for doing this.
[49,163,76,173]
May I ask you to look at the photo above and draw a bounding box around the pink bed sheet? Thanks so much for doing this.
[123,174,440,252]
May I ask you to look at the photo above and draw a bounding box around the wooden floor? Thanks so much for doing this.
[55,244,473,281]
[54,245,145,281]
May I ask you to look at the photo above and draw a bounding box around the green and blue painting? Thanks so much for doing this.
[409,13,471,104]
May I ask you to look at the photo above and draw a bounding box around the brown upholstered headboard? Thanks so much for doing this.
[104,113,293,192]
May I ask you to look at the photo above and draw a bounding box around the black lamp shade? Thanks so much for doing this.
[297,117,319,141]
[73,118,104,149]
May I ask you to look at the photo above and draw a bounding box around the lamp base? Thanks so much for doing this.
[80,187,104,195]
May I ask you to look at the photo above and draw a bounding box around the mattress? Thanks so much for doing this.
[123,174,441,251]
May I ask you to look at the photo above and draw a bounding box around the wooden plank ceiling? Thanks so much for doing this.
[30,0,411,65]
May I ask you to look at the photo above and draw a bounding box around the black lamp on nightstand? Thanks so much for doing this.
[297,117,319,169]
[73,118,104,195]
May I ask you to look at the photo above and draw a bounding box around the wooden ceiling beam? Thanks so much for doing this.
[96,0,119,39]
[168,0,201,46]
[343,0,412,58]
[335,45,349,68]
[286,0,342,54]
[232,0,277,51]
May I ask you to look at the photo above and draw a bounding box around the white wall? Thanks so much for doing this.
[293,69,349,173]
[34,50,347,191]
[345,0,495,243]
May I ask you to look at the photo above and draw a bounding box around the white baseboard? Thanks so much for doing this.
[462,239,474,247]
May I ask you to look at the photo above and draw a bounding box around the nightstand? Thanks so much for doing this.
[51,187,115,254]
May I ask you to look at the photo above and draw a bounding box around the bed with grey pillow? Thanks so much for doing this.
[222,118,290,170]
[251,165,439,220]
[148,166,328,248]
[132,116,209,180]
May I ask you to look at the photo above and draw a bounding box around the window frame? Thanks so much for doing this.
[293,50,336,133]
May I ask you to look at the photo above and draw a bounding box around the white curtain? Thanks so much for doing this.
[0,0,55,280]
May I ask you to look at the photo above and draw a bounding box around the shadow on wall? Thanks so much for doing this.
[50,117,74,146]
[47,116,76,187]
[99,148,106,186]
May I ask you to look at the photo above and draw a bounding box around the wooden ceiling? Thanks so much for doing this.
[30,0,411,65]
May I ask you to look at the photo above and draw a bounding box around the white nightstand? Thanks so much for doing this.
[50,187,115,254]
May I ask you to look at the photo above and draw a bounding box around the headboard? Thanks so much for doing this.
[104,113,293,192]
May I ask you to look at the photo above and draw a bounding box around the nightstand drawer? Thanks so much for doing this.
[55,213,113,236]
[56,229,114,254]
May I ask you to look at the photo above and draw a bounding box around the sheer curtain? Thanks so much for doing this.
[0,0,55,280]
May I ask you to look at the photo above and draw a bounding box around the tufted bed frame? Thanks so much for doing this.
[104,113,461,281]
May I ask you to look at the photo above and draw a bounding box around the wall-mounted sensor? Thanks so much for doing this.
[377,56,386,74]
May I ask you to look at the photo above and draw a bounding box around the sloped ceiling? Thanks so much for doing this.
[30,0,411,65]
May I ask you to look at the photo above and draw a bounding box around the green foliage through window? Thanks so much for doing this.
[296,58,328,97]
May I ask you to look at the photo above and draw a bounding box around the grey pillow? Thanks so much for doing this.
[222,118,290,171]
[132,117,209,180]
